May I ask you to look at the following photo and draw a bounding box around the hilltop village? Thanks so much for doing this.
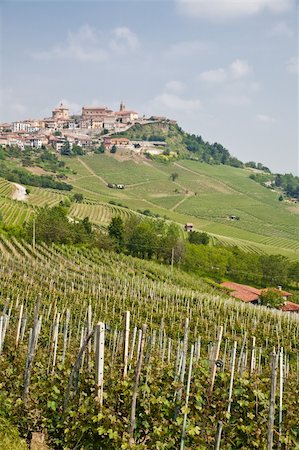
[0,102,176,155]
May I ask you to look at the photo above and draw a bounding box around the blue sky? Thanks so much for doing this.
[0,0,298,173]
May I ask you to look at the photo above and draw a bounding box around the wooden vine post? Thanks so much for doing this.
[123,310,130,378]
[180,344,194,450]
[129,324,147,448]
[227,341,237,414]
[95,322,105,406]
[278,347,284,448]
[267,349,278,450]
[209,326,223,396]
[23,294,41,405]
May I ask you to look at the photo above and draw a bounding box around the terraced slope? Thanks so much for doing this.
[0,240,298,449]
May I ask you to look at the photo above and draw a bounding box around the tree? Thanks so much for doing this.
[95,144,105,154]
[259,254,288,286]
[110,145,117,154]
[108,216,124,249]
[170,172,179,182]
[73,193,84,203]
[27,206,74,244]
[259,289,284,309]
[278,195,284,202]
[188,231,210,245]
[82,217,92,235]
[61,141,72,156]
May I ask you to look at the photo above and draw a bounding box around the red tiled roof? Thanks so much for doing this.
[281,301,299,312]
[221,281,260,303]
[221,282,294,307]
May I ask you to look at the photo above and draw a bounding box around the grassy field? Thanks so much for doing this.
[59,154,299,258]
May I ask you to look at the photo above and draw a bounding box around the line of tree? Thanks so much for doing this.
[182,134,243,168]
[4,206,297,293]
[0,162,72,191]
[249,172,299,199]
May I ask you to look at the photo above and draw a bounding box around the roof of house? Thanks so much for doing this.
[281,301,299,312]
[221,281,294,306]
[221,281,260,303]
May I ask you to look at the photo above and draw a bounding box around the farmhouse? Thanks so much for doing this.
[184,223,194,232]
[221,281,298,312]
[103,137,130,150]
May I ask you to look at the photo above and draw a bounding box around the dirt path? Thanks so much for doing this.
[77,157,107,185]
[173,162,236,194]
[171,195,190,211]
[12,183,27,201]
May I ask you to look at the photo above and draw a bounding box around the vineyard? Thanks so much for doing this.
[0,197,36,227]
[69,201,138,226]
[0,239,298,449]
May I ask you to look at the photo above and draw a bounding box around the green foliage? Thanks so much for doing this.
[188,231,210,245]
[259,254,288,285]
[26,206,94,245]
[0,417,27,450]
[170,172,178,182]
[0,242,298,449]
[110,145,117,154]
[108,216,124,249]
[259,288,285,309]
[72,193,84,203]
[0,161,72,191]
[275,173,299,198]
[95,144,105,154]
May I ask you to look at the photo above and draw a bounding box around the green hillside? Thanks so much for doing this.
[59,154,299,259]
[0,122,298,260]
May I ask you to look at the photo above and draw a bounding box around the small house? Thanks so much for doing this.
[184,223,194,232]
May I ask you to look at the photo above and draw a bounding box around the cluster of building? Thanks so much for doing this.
[0,101,177,154]
[0,101,142,152]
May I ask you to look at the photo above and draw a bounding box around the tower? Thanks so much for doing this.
[120,100,125,112]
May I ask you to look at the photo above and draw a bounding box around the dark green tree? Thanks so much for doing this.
[259,254,289,286]
[188,231,210,245]
[72,193,84,202]
[170,172,179,182]
[259,289,284,309]
[108,216,124,249]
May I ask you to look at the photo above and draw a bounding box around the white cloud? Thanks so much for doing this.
[199,68,227,82]
[151,92,202,113]
[286,56,298,74]
[109,27,140,54]
[176,0,294,20]
[217,94,251,106]
[199,59,251,83]
[165,80,186,94]
[268,21,294,37]
[31,24,139,62]
[230,59,251,78]
[257,113,276,123]
[167,40,209,58]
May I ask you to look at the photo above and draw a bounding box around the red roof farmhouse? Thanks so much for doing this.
[220,281,298,312]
